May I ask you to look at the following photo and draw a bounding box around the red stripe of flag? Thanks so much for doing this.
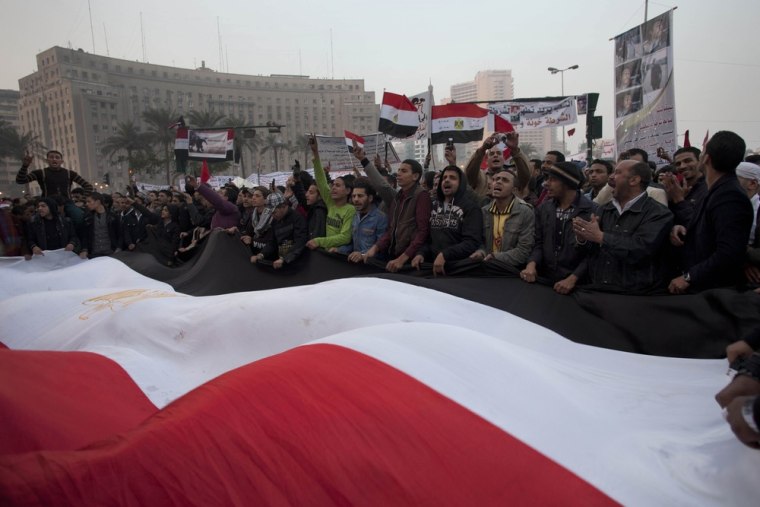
[0,344,616,506]
[200,160,210,184]
[344,130,365,152]
[431,103,488,120]
[378,92,418,139]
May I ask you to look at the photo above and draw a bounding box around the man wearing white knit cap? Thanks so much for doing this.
[736,161,760,245]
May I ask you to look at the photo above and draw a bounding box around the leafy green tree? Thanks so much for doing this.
[259,135,286,173]
[101,121,153,175]
[520,143,539,159]
[142,107,178,185]
[0,121,45,160]
[187,110,226,129]
[291,135,311,170]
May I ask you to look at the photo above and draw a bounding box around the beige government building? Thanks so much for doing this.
[13,46,379,192]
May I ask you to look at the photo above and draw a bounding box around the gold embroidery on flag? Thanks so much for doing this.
[79,289,182,320]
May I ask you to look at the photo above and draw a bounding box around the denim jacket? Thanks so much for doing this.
[338,205,388,255]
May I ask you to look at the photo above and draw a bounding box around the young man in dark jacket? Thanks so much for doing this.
[521,162,596,294]
[411,165,483,275]
[15,150,93,199]
[364,159,432,272]
[668,131,755,293]
[255,193,307,269]
[80,192,120,259]
[27,197,79,255]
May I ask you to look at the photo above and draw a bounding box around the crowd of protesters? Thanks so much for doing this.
[3,131,760,447]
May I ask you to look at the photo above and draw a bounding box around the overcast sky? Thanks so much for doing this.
[2,0,759,152]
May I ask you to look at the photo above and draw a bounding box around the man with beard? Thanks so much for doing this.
[574,160,673,293]
[471,168,534,270]
[521,162,595,294]
[661,146,707,225]
[337,178,388,263]
[411,165,483,275]
[668,131,754,293]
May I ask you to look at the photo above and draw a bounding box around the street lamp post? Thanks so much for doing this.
[547,65,579,154]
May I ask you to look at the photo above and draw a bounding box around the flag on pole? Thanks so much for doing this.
[567,128,576,137]
[431,104,489,145]
[487,112,516,134]
[174,127,190,173]
[200,160,210,184]
[378,92,419,139]
[344,130,364,152]
[683,130,691,148]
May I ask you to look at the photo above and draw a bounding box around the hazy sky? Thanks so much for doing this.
[2,0,759,152]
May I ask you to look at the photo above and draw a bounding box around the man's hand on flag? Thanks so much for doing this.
[352,141,365,161]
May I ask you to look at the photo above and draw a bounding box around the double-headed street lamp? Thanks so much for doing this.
[548,65,579,153]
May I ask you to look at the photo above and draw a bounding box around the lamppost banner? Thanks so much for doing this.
[487,99,577,131]
[613,9,676,162]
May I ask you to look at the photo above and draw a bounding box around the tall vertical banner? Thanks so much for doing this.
[614,10,676,161]
[409,89,433,143]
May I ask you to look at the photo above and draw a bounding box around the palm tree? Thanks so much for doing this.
[101,120,152,176]
[142,107,178,185]
[280,140,296,171]
[225,116,261,178]
[0,122,46,195]
[187,110,226,129]
[520,143,539,160]
[259,134,285,174]
[292,135,311,170]
[0,122,45,160]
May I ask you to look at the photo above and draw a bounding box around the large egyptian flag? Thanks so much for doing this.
[0,251,758,506]
[378,91,418,139]
[431,103,489,145]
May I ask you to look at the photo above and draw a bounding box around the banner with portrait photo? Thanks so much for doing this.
[487,98,577,130]
[614,10,676,162]
[409,90,433,143]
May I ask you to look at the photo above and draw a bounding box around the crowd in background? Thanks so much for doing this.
[3,130,760,447]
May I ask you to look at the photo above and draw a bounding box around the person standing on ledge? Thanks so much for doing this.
[16,150,93,199]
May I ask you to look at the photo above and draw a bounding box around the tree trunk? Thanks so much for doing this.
[165,143,172,186]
